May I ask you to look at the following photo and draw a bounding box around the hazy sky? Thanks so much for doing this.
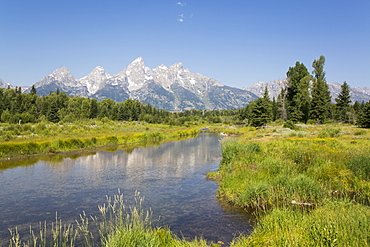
[1,0,369,88]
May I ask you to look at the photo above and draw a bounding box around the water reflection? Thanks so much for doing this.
[0,133,252,245]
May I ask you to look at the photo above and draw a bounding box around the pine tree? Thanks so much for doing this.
[310,55,331,123]
[271,97,279,121]
[30,85,37,95]
[247,87,272,127]
[286,62,311,123]
[47,97,60,123]
[334,81,351,122]
[358,101,370,128]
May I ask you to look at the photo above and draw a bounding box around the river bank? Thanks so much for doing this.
[211,123,370,246]
[0,120,201,163]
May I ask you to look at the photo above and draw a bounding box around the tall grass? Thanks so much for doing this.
[0,122,201,160]
[8,191,211,247]
[231,200,370,246]
[212,124,370,246]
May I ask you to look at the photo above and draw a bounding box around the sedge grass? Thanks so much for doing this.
[9,191,213,247]
[213,124,370,246]
[0,121,201,160]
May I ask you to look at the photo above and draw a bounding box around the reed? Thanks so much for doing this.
[8,191,212,247]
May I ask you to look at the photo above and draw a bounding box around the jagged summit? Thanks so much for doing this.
[25,57,257,110]
[79,66,112,94]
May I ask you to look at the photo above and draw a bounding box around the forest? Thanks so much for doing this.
[240,56,370,128]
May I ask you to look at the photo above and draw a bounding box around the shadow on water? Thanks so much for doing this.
[0,133,252,246]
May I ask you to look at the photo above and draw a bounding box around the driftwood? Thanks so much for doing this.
[291,200,313,206]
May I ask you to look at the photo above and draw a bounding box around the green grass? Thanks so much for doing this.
[0,120,201,160]
[231,200,370,247]
[9,191,213,247]
[212,124,370,246]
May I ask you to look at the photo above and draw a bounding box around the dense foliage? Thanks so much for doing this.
[239,55,369,127]
[0,87,240,127]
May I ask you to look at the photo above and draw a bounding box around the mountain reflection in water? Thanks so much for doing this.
[0,133,252,245]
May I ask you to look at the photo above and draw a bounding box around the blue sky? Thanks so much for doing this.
[1,0,369,88]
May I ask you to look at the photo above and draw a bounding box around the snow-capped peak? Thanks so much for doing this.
[79,66,111,94]
[130,57,145,66]
[154,64,168,71]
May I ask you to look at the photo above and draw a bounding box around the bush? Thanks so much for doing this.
[283,120,298,130]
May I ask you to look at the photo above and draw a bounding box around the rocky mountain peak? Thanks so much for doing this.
[154,64,168,71]
[51,67,76,82]
[169,62,184,70]
[78,66,111,94]
[129,57,145,67]
[83,66,111,79]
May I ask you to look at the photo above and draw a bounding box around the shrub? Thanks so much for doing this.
[104,135,119,145]
[283,120,298,130]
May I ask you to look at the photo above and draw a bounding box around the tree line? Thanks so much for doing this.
[1,55,369,128]
[0,86,240,125]
[239,55,370,128]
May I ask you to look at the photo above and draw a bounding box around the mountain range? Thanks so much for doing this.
[1,57,370,110]
[244,80,370,103]
[23,57,257,111]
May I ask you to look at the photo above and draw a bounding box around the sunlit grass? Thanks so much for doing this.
[9,191,213,247]
[0,120,202,160]
[212,123,370,246]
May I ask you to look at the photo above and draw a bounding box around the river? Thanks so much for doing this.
[0,133,252,245]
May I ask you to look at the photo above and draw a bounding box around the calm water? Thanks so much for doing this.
[0,133,252,245]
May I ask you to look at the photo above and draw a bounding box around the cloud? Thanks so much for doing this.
[176,2,186,7]
[178,14,185,22]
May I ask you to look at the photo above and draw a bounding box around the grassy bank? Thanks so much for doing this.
[0,119,200,160]
[209,123,370,246]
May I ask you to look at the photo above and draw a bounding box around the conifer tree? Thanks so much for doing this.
[271,97,279,121]
[286,62,311,123]
[358,101,370,128]
[310,55,331,123]
[30,85,37,95]
[247,87,272,127]
[335,81,352,121]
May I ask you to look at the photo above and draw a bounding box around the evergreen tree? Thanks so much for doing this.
[358,101,370,128]
[310,55,331,123]
[271,97,279,121]
[47,97,60,123]
[89,98,99,119]
[334,81,351,122]
[30,85,37,95]
[247,87,272,127]
[286,62,311,123]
